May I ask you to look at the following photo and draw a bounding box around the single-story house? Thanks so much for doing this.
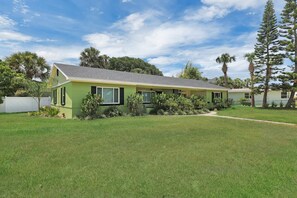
[50,63,228,118]
[228,88,297,106]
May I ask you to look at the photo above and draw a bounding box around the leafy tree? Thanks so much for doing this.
[279,0,297,108]
[80,47,110,69]
[254,0,283,108]
[25,80,48,112]
[5,51,50,81]
[0,61,25,103]
[109,56,163,76]
[244,52,256,107]
[216,53,236,87]
[178,61,207,81]
[212,76,246,88]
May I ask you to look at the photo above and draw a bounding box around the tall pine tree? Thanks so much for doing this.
[279,0,297,108]
[254,0,283,108]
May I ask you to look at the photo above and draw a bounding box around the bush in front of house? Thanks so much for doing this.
[28,106,60,117]
[80,93,103,119]
[176,95,194,112]
[239,98,251,106]
[127,93,145,116]
[103,106,123,117]
[190,95,207,109]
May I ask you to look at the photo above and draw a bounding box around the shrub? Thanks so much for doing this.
[225,98,233,107]
[190,95,207,109]
[127,93,145,116]
[151,93,168,111]
[80,93,103,119]
[271,101,277,108]
[103,106,123,117]
[280,101,284,108]
[157,109,165,115]
[206,102,215,110]
[239,98,251,106]
[176,96,194,111]
[29,106,60,117]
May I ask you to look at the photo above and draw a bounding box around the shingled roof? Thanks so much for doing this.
[54,63,227,91]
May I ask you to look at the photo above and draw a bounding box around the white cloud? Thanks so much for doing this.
[122,0,132,3]
[184,6,229,21]
[13,0,29,14]
[0,15,17,29]
[201,0,263,10]
[33,46,83,64]
[0,31,32,42]
[148,56,181,66]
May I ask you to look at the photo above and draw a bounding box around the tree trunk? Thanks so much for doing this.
[224,72,228,88]
[285,23,297,108]
[250,73,255,107]
[38,97,41,112]
[262,65,270,108]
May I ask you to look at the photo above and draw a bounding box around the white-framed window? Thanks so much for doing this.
[142,91,155,103]
[281,91,288,99]
[96,87,119,104]
[213,92,221,99]
[244,93,250,99]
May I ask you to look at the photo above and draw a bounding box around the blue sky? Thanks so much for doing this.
[0,0,285,78]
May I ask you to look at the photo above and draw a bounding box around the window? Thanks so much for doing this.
[244,93,250,99]
[281,91,288,99]
[61,87,66,106]
[142,91,155,103]
[97,87,119,104]
[213,92,221,99]
[52,89,57,105]
[57,69,59,76]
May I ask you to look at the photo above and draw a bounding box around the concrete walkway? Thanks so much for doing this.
[201,111,297,127]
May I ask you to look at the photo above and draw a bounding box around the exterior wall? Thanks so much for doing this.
[51,82,73,118]
[0,97,51,113]
[229,90,293,106]
[70,82,136,118]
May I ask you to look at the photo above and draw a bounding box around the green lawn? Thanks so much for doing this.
[218,106,297,124]
[1,114,297,197]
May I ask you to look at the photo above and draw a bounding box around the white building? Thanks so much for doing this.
[228,88,297,106]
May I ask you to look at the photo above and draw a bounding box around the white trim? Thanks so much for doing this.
[69,77,228,91]
[53,64,70,80]
[51,81,71,88]
[96,86,120,104]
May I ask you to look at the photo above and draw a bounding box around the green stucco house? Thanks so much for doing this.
[50,63,228,118]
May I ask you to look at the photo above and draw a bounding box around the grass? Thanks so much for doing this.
[218,106,297,124]
[0,114,297,197]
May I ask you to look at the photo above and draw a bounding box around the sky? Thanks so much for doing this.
[0,0,286,78]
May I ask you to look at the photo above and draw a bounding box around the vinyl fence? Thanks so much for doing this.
[0,97,51,113]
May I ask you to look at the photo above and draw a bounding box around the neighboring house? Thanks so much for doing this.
[229,88,296,106]
[50,63,228,118]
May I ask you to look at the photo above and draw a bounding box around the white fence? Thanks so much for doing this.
[0,97,51,113]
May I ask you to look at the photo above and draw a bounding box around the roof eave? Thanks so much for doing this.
[68,77,228,91]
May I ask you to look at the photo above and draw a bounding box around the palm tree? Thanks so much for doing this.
[5,51,50,81]
[216,53,236,88]
[80,47,109,68]
[244,52,256,107]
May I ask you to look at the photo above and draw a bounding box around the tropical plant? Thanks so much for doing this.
[80,93,103,119]
[80,47,110,69]
[216,53,236,88]
[178,61,207,81]
[127,93,145,116]
[254,0,283,108]
[244,52,256,107]
[279,0,297,108]
[5,51,50,81]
